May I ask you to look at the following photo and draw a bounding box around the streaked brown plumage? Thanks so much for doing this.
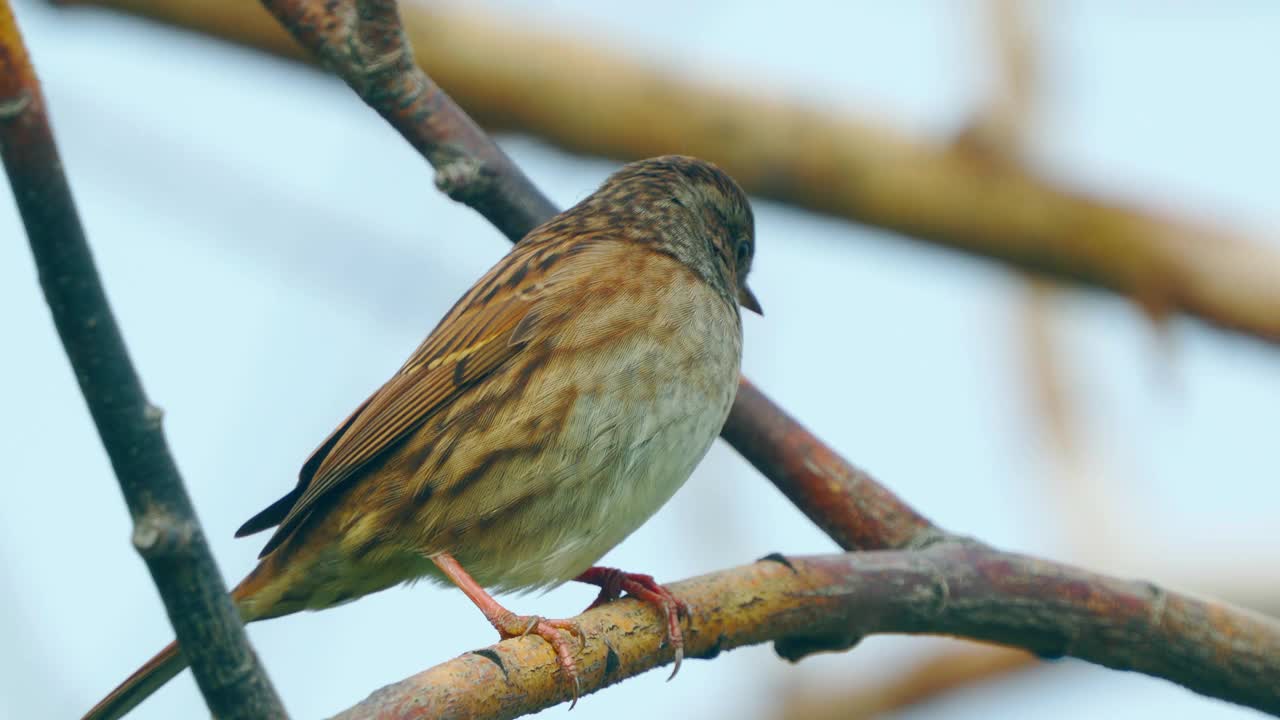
[84,155,759,719]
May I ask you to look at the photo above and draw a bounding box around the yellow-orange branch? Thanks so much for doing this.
[331,545,1280,719]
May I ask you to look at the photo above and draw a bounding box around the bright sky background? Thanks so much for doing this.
[2,1,1278,719]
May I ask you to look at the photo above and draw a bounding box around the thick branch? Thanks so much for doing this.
[792,554,1280,717]
[332,543,1280,719]
[55,0,1280,346]
[0,4,286,719]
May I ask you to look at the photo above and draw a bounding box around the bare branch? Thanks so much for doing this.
[331,543,1280,719]
[723,379,947,551]
[258,0,556,242]
[0,4,286,719]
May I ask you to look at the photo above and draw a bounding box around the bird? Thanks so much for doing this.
[83,154,760,720]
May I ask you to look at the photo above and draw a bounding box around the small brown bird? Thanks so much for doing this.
[84,155,759,719]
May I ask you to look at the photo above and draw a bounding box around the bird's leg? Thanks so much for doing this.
[430,552,584,704]
[575,566,688,679]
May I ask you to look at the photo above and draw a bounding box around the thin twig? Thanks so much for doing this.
[331,543,1280,719]
[0,4,286,719]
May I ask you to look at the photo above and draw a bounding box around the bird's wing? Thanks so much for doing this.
[239,236,577,557]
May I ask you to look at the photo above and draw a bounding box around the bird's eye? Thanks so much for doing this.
[735,239,751,266]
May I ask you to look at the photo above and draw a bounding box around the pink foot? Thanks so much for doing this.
[432,553,584,706]
[490,610,584,706]
[575,566,688,678]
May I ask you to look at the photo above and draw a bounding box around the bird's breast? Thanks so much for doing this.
[426,267,743,592]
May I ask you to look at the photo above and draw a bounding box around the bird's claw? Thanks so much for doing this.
[575,567,689,680]
[496,612,586,706]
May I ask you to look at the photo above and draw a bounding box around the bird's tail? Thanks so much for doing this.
[80,559,292,720]
[80,640,186,720]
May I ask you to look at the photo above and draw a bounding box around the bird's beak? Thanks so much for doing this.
[739,284,763,315]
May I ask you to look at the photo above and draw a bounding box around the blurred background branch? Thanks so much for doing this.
[767,3,1277,715]
[52,0,1280,347]
[776,645,1038,720]
[0,2,285,719]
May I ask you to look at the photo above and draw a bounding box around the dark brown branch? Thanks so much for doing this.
[332,543,1280,719]
[0,4,286,719]
[257,0,555,242]
[722,378,947,551]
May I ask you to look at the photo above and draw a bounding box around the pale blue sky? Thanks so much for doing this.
[2,2,1277,719]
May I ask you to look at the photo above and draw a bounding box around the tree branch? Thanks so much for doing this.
[257,0,555,242]
[0,4,286,719]
[29,0,1280,717]
[777,645,1039,720]
[331,543,1280,719]
[722,378,948,551]
[55,0,1280,347]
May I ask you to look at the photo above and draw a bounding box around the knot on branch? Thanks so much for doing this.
[0,90,32,120]
[348,0,415,92]
[469,648,508,679]
[918,550,954,618]
[688,633,727,661]
[1142,580,1170,630]
[434,155,496,204]
[903,526,966,551]
[354,41,409,75]
[142,402,165,429]
[132,511,197,558]
[774,629,866,662]
[757,552,797,571]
